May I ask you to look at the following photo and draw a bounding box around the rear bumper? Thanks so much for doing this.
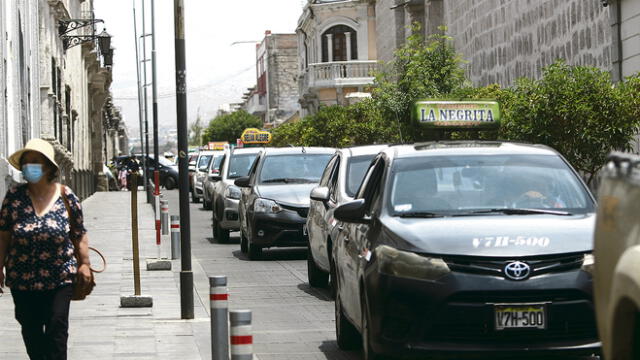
[363,267,600,357]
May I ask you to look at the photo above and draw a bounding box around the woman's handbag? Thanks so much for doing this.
[61,185,106,301]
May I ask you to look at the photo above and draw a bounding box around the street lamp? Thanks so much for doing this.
[97,29,111,54]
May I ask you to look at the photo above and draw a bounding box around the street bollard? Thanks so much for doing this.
[210,276,229,360]
[170,215,181,260]
[230,310,252,360]
[154,192,161,259]
[160,199,169,235]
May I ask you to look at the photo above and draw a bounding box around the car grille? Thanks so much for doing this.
[280,204,309,218]
[442,253,585,278]
[425,290,597,342]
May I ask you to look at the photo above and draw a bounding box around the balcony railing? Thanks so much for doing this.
[300,60,379,90]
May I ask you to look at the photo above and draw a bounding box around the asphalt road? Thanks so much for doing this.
[163,189,598,360]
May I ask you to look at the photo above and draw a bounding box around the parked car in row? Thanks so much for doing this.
[330,142,599,359]
[202,154,224,210]
[235,147,333,260]
[307,145,388,293]
[206,147,262,242]
[593,152,640,360]
[192,150,222,203]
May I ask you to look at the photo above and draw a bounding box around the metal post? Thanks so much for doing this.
[130,173,141,296]
[132,1,146,188]
[230,310,252,360]
[161,199,169,235]
[170,215,181,259]
[141,0,151,204]
[210,276,230,360]
[151,0,162,261]
[174,0,194,319]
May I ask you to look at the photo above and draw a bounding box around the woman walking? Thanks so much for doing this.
[0,138,92,360]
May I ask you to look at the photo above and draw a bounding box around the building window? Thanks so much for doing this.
[321,25,357,62]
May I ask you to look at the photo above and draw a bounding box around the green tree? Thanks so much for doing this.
[188,116,205,146]
[202,110,262,144]
[373,24,467,141]
[500,61,640,184]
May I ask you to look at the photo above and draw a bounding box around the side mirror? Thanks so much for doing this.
[310,186,330,202]
[234,176,251,188]
[334,199,369,224]
[209,174,222,182]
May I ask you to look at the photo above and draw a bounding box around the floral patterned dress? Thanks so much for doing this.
[0,184,87,291]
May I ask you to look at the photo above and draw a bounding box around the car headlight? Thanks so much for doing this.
[581,253,594,275]
[254,198,282,214]
[224,186,241,200]
[374,245,450,281]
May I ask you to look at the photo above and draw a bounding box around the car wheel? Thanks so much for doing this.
[240,229,249,253]
[213,219,230,243]
[329,253,337,299]
[335,289,360,350]
[361,292,382,360]
[307,248,329,288]
[191,191,200,203]
[248,238,262,260]
[165,177,176,190]
[203,195,212,210]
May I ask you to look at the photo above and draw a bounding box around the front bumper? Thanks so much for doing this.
[219,197,240,230]
[363,267,600,357]
[249,207,308,248]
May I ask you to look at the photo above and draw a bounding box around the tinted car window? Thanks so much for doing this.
[228,154,259,179]
[345,155,376,197]
[389,155,594,215]
[259,154,332,184]
[197,155,212,168]
[211,156,224,170]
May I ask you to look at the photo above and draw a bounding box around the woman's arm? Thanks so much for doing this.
[0,231,10,287]
[76,233,92,284]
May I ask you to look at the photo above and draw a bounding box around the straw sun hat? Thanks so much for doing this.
[8,138,59,171]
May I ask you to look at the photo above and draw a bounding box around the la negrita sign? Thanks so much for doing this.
[414,100,500,128]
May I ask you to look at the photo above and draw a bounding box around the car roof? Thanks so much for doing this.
[383,141,559,159]
[231,147,263,155]
[261,147,335,156]
[339,144,389,157]
[198,150,222,156]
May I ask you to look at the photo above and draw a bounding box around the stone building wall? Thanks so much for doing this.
[267,34,299,124]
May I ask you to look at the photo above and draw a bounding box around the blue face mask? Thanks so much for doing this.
[22,163,44,183]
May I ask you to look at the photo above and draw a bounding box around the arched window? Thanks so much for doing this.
[321,25,357,62]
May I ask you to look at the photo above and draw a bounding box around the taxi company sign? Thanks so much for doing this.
[414,100,500,128]
[241,128,271,144]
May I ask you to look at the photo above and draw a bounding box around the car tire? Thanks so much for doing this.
[192,191,200,203]
[329,253,337,299]
[361,292,382,360]
[307,248,329,288]
[248,238,262,260]
[213,219,230,243]
[335,290,360,351]
[203,195,212,210]
[240,231,248,253]
[165,177,176,190]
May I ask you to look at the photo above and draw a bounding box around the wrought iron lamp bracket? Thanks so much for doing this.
[58,19,104,37]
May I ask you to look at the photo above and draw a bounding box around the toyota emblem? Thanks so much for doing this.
[503,261,531,281]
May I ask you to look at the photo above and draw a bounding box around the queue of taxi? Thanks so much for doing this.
[197,103,603,359]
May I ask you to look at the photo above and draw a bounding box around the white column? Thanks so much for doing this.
[345,32,352,61]
[326,34,333,62]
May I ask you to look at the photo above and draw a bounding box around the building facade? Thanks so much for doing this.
[0,0,122,199]
[297,0,379,116]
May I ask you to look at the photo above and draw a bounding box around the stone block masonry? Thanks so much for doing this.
[444,0,613,86]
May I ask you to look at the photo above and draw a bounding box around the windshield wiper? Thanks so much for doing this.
[262,178,313,184]
[469,208,572,216]
[397,211,444,218]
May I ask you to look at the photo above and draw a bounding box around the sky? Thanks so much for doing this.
[93,0,306,138]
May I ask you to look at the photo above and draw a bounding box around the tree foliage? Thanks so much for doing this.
[202,110,262,144]
[188,116,205,146]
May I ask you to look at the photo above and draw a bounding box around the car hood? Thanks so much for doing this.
[256,183,316,207]
[382,214,595,257]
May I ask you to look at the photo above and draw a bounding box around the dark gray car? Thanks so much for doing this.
[235,147,334,260]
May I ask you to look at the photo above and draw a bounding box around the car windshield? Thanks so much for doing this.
[197,155,212,169]
[389,154,594,216]
[346,155,376,197]
[228,153,258,179]
[211,155,223,171]
[259,154,332,184]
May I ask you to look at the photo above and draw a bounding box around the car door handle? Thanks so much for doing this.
[337,224,345,232]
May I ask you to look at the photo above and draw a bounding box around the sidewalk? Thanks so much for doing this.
[0,190,210,359]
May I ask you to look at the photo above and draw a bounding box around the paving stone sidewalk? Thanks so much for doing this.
[0,190,210,359]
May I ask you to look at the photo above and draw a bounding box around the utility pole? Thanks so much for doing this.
[141,0,151,202]
[173,0,194,319]
[151,0,162,259]
[133,0,147,194]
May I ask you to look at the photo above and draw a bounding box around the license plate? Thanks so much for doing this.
[494,304,546,330]
[302,224,308,236]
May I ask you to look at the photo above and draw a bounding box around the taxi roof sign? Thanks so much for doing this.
[241,128,271,144]
[414,100,500,128]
